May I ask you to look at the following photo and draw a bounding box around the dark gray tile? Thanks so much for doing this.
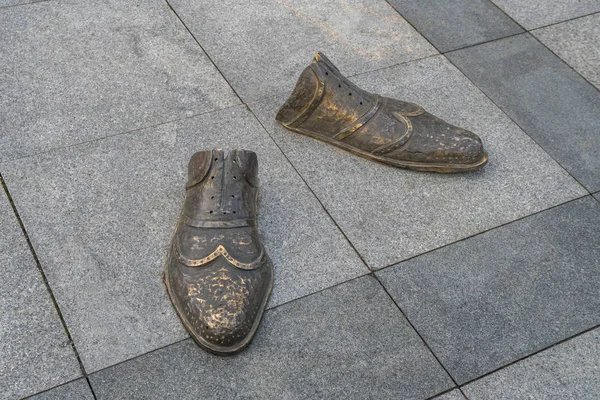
[28,379,94,400]
[464,328,600,399]
[167,0,436,101]
[388,0,523,52]
[0,192,81,399]
[491,0,600,29]
[377,196,600,384]
[534,13,600,89]
[447,34,600,191]
[90,276,453,400]
[249,55,585,269]
[0,0,239,161]
[1,106,366,373]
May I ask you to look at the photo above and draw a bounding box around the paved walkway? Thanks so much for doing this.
[1,0,599,399]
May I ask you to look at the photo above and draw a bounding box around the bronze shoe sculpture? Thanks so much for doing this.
[164,149,273,355]
[276,52,488,172]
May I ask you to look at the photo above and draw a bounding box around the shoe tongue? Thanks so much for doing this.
[312,52,377,107]
[313,52,340,73]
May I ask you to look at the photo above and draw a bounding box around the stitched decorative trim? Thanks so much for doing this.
[371,108,423,156]
[334,96,383,141]
[175,239,266,270]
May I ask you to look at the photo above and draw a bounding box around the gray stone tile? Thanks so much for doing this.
[491,0,600,29]
[249,55,586,269]
[534,13,600,89]
[0,0,47,8]
[432,389,466,400]
[388,0,523,52]
[90,276,453,400]
[0,106,366,373]
[447,34,600,192]
[0,192,81,399]
[28,379,94,400]
[463,328,600,399]
[0,0,239,162]
[168,0,437,101]
[377,196,600,384]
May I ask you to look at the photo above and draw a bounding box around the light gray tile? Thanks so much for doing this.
[0,0,47,8]
[377,197,600,384]
[0,0,239,162]
[168,0,437,101]
[433,389,466,400]
[534,13,600,89]
[1,106,366,372]
[28,379,94,400]
[90,276,453,400]
[464,328,600,399]
[0,192,81,399]
[491,0,600,29]
[447,34,600,192]
[249,55,586,269]
[388,0,523,52]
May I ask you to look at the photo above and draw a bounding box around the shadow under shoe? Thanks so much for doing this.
[165,149,273,355]
[276,52,488,173]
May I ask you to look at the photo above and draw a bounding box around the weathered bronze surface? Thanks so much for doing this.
[276,52,488,172]
[164,149,273,355]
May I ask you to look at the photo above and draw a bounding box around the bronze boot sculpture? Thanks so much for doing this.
[165,149,273,355]
[276,52,488,172]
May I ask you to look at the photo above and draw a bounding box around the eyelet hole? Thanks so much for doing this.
[209,211,213,214]
[211,176,215,180]
[233,211,236,214]
[338,84,341,88]
[325,72,328,75]
[360,102,363,105]
[214,158,218,161]
[231,195,235,198]
[233,176,237,180]
[211,196,214,199]
[349,93,352,96]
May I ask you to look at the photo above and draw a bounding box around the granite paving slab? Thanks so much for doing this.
[388,0,523,52]
[433,389,466,400]
[89,276,453,400]
[0,0,239,162]
[167,0,437,101]
[491,0,600,29]
[0,106,366,373]
[27,379,94,400]
[533,13,600,89]
[249,55,586,269]
[377,196,600,384]
[0,191,81,399]
[447,34,600,192]
[463,328,600,399]
[0,0,46,8]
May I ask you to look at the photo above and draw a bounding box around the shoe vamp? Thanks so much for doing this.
[385,112,483,164]
[177,224,262,264]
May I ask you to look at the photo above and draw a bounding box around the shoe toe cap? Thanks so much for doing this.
[167,259,272,354]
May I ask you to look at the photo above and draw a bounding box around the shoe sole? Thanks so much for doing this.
[284,125,489,173]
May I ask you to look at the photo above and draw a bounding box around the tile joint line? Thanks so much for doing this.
[0,174,98,400]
